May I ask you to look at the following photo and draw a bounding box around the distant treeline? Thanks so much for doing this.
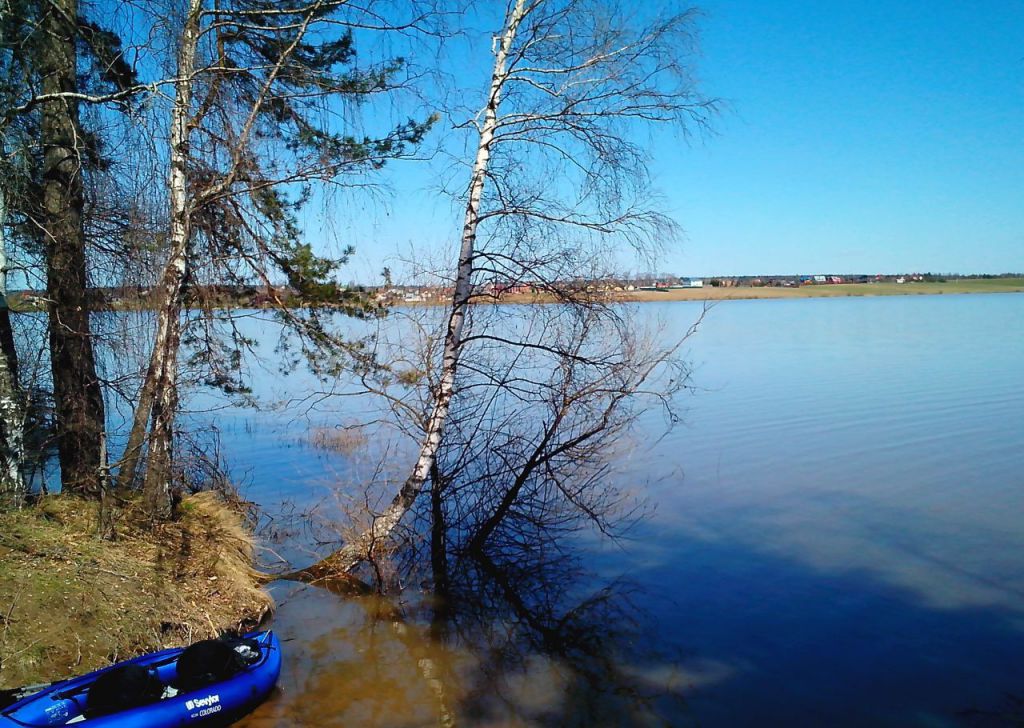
[9,273,1023,311]
[7,284,377,312]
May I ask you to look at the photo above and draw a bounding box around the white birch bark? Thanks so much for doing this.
[138,0,203,518]
[299,0,530,577]
[132,0,326,515]
[0,185,26,505]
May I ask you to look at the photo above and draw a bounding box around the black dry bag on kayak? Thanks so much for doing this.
[175,636,259,692]
[85,665,163,719]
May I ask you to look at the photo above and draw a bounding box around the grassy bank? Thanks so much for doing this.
[0,493,272,688]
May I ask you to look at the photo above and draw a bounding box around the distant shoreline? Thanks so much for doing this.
[9,278,1020,313]
[482,278,1024,306]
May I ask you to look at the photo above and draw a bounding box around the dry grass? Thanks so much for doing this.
[0,493,272,688]
[307,426,367,455]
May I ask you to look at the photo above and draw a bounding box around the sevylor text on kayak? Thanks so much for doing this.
[0,630,281,726]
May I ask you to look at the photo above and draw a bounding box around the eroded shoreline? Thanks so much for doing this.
[0,493,272,688]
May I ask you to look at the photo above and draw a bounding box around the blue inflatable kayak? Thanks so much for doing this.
[0,631,280,727]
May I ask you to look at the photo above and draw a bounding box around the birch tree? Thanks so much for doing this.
[0,0,41,505]
[0,179,25,504]
[0,23,25,502]
[305,0,713,576]
[109,0,437,517]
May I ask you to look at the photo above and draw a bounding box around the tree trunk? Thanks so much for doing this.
[137,0,203,519]
[140,283,184,518]
[466,411,563,553]
[0,186,26,506]
[38,0,106,496]
[117,247,184,499]
[112,360,157,493]
[294,0,529,578]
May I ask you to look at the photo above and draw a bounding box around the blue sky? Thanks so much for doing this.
[326,0,1024,282]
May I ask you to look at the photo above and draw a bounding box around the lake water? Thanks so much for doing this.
[209,293,1023,727]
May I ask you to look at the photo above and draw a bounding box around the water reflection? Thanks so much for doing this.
[215,294,1024,725]
[238,528,691,727]
[431,546,689,726]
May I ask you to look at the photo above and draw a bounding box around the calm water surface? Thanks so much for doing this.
[214,293,1023,727]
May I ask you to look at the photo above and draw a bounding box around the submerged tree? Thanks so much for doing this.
[287,461,693,726]
[304,0,714,576]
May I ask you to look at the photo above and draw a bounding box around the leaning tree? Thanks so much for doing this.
[301,0,715,578]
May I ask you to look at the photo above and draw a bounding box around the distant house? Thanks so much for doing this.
[492,283,532,296]
[814,275,827,283]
